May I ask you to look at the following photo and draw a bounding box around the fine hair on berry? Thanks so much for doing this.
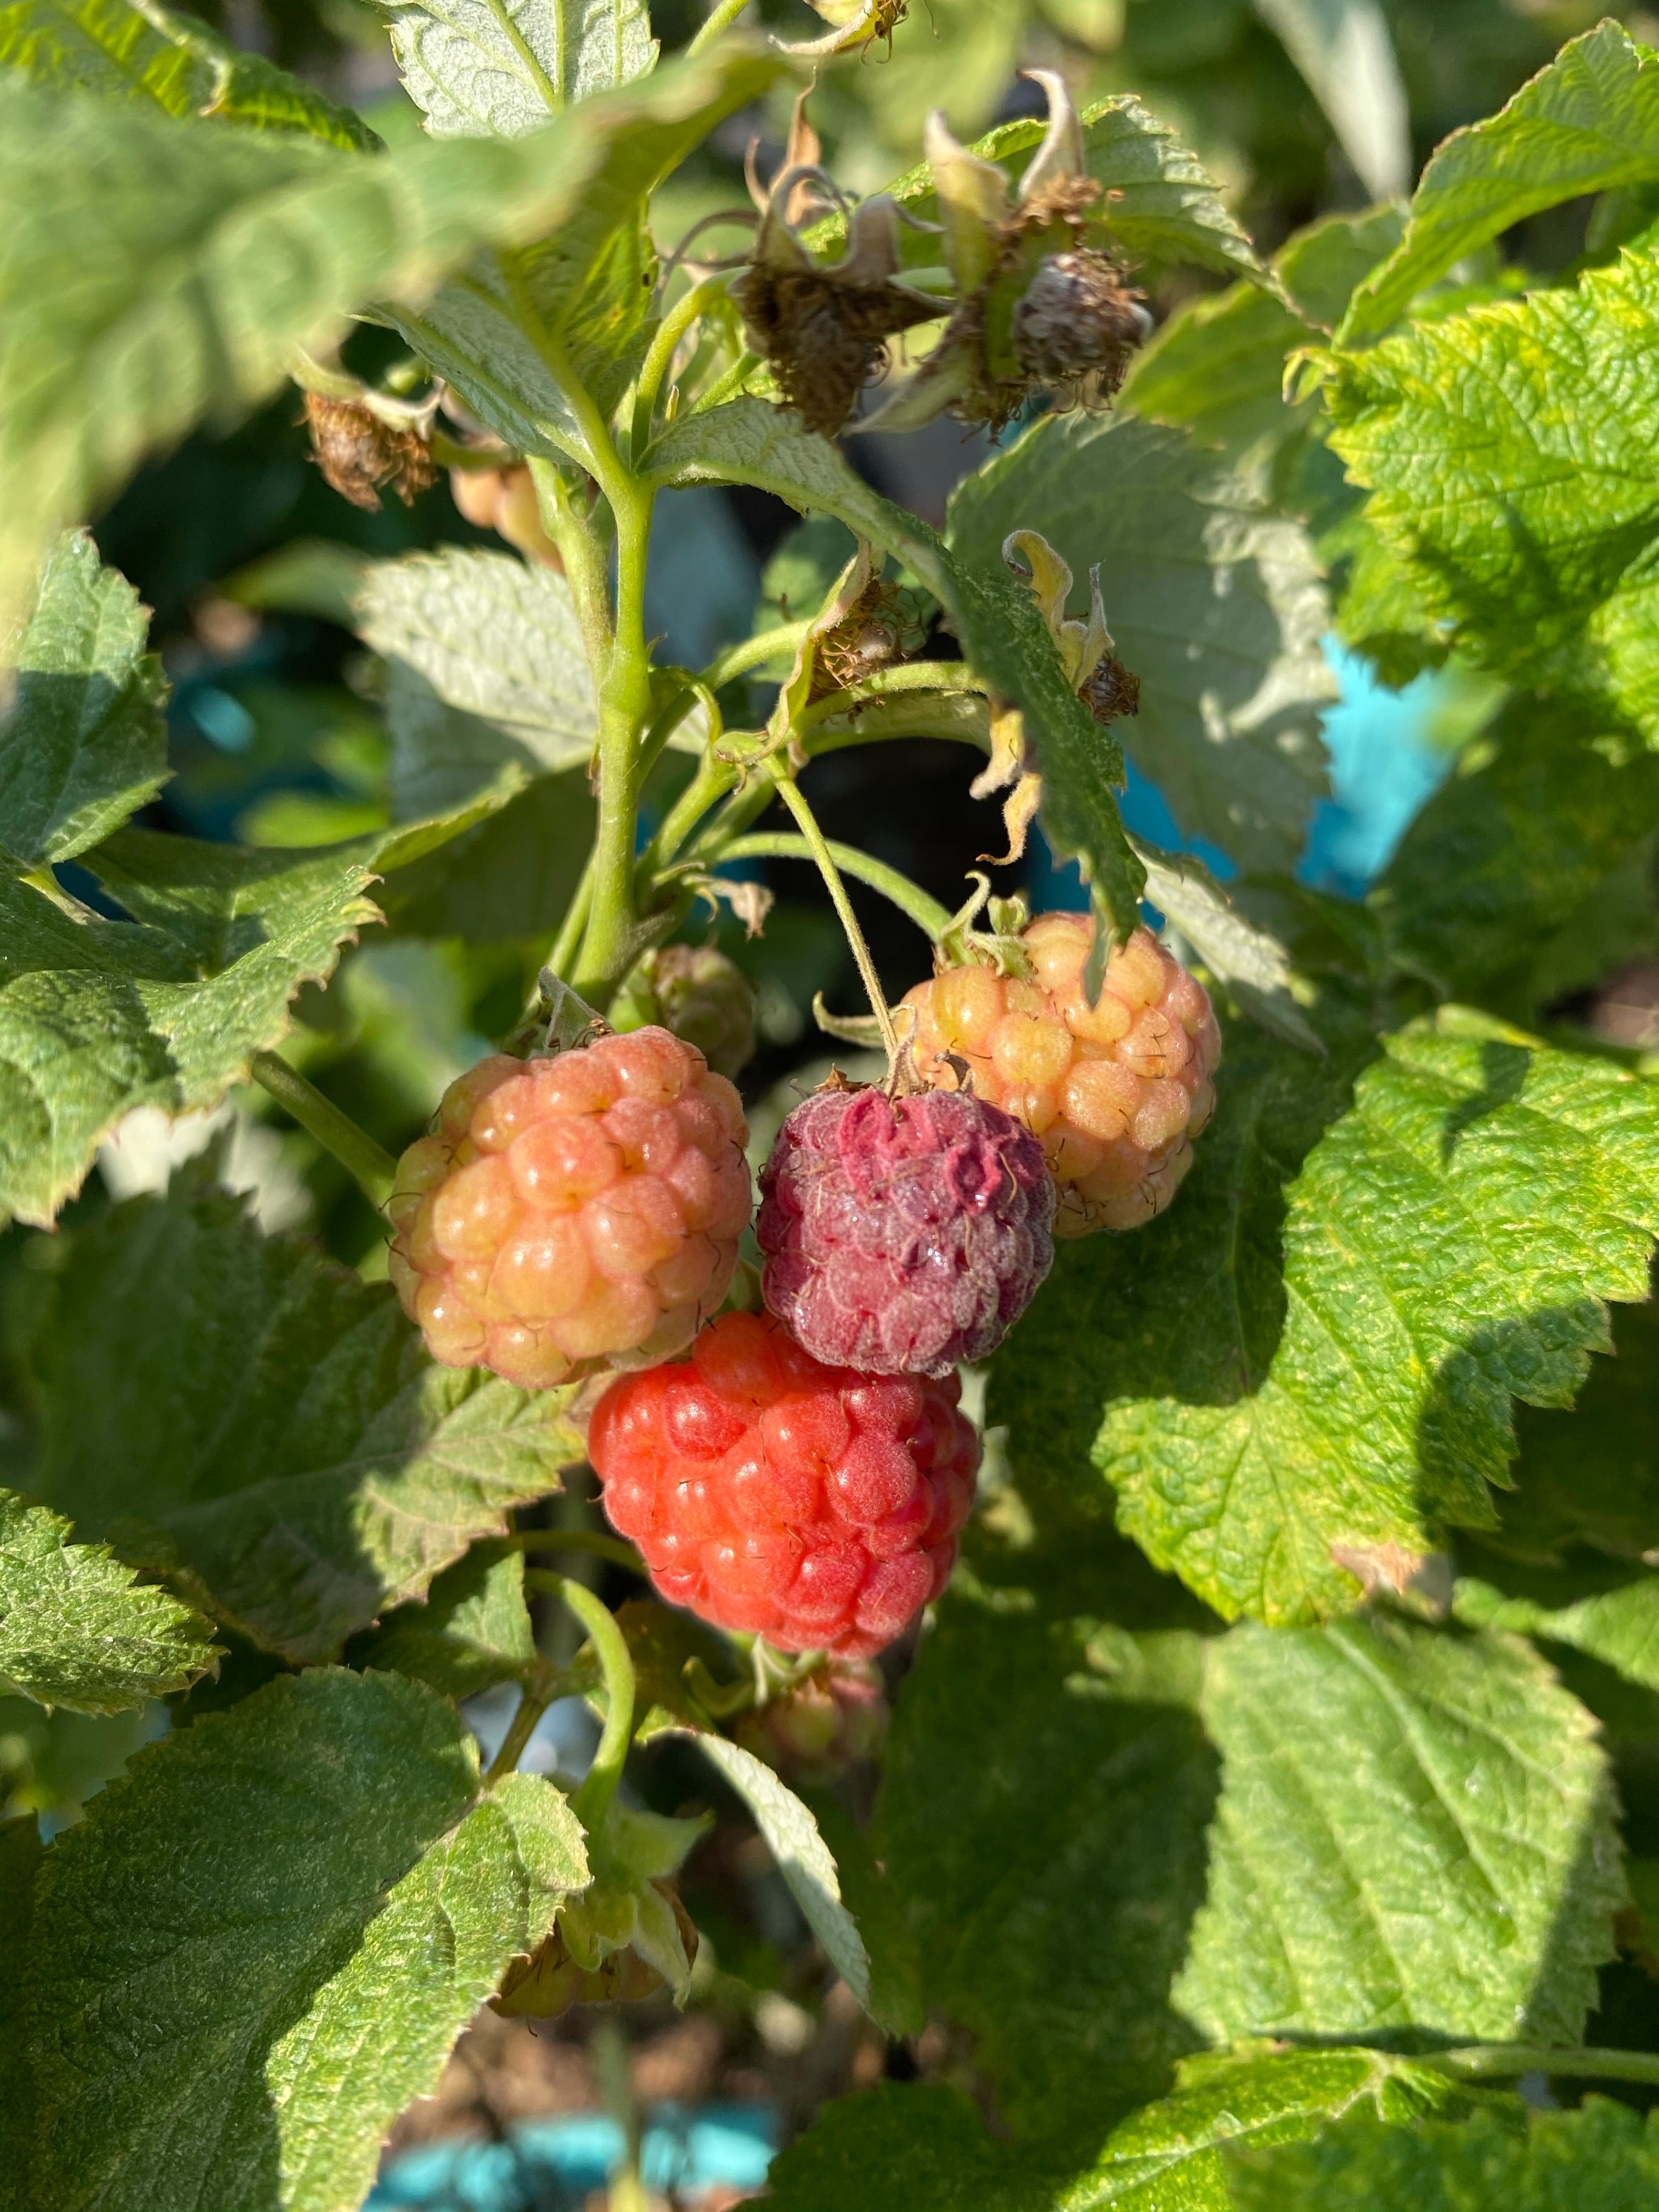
[588,1310,981,1657]
[388,1027,752,1389]
[756,1084,1054,1377]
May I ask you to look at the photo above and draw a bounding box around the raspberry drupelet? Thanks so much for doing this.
[900,916,1221,1238]
[588,1311,980,1658]
[388,1027,752,1390]
[756,1085,1054,1378]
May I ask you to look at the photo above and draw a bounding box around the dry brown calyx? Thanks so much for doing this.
[731,95,940,438]
[303,392,436,513]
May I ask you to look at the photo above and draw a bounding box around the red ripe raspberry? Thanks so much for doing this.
[387,1029,752,1390]
[900,916,1221,1238]
[755,1085,1053,1377]
[588,1311,980,1657]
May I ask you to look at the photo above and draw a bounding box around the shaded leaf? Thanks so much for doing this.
[379,763,594,940]
[377,0,656,139]
[1102,1012,1659,1624]
[876,1577,1216,2135]
[1455,1566,1659,1698]
[949,411,1333,874]
[29,1180,584,1660]
[0,1488,215,1714]
[1340,20,1659,344]
[1131,837,1322,1051]
[1374,699,1659,1015]
[0,1813,42,2212]
[1257,0,1409,201]
[0,529,168,863]
[1176,1614,1623,2047]
[678,1729,871,2014]
[354,547,597,814]
[1324,243,1659,741]
[347,1538,536,1699]
[20,1668,573,2212]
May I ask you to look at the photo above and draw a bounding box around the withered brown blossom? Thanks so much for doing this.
[303,392,435,513]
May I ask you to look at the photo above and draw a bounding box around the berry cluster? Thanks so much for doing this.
[901,916,1221,1237]
[588,1312,979,1657]
[390,913,1219,1655]
[757,1084,1054,1376]
[388,1028,751,1390]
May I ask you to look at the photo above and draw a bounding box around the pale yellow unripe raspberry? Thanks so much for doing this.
[388,1030,752,1388]
[901,917,1221,1238]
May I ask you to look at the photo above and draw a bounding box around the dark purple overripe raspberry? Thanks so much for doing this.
[757,1085,1054,1377]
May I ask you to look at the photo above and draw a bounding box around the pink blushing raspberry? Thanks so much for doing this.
[588,1311,980,1656]
[755,1086,1054,1378]
[389,1028,752,1389]
[901,915,1221,1239]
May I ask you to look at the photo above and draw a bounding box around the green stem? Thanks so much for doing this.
[687,0,752,55]
[573,472,656,1005]
[249,1051,396,1208]
[484,1657,562,1786]
[549,1577,637,1833]
[1436,2045,1659,2087]
[773,775,902,1064]
[514,1530,645,1573]
[721,832,953,939]
[631,277,728,456]
[549,856,596,981]
[528,458,613,695]
[701,619,812,691]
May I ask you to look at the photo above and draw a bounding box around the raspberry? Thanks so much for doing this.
[387,1028,752,1390]
[611,945,757,1080]
[900,915,1221,1238]
[755,1085,1054,1377]
[588,1311,980,1657]
[736,1659,889,1784]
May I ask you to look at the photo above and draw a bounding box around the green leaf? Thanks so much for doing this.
[1339,20,1659,345]
[0,529,168,864]
[646,398,1144,931]
[1374,701,1659,1014]
[1120,205,1405,455]
[354,547,597,815]
[1175,1613,1623,2048]
[1101,1012,1659,1624]
[19,1667,583,2212]
[1477,1297,1659,1569]
[1324,243,1659,742]
[949,411,1334,874]
[0,831,380,1229]
[0,0,380,148]
[988,1015,1368,1602]
[677,1729,872,2014]
[0,1488,216,1714]
[764,2029,1458,2209]
[379,763,594,940]
[875,1581,1216,2135]
[29,1178,585,1660]
[1229,2098,1659,2211]
[378,0,655,138]
[1455,1566,1659,1697]
[1130,837,1322,1052]
[0,48,775,622]
[347,1538,537,1699]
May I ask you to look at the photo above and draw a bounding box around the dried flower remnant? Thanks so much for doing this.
[303,392,435,513]
[732,96,940,438]
[869,72,1149,433]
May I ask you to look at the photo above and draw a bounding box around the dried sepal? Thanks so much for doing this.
[772,0,907,59]
[1003,529,1139,729]
[303,392,435,512]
